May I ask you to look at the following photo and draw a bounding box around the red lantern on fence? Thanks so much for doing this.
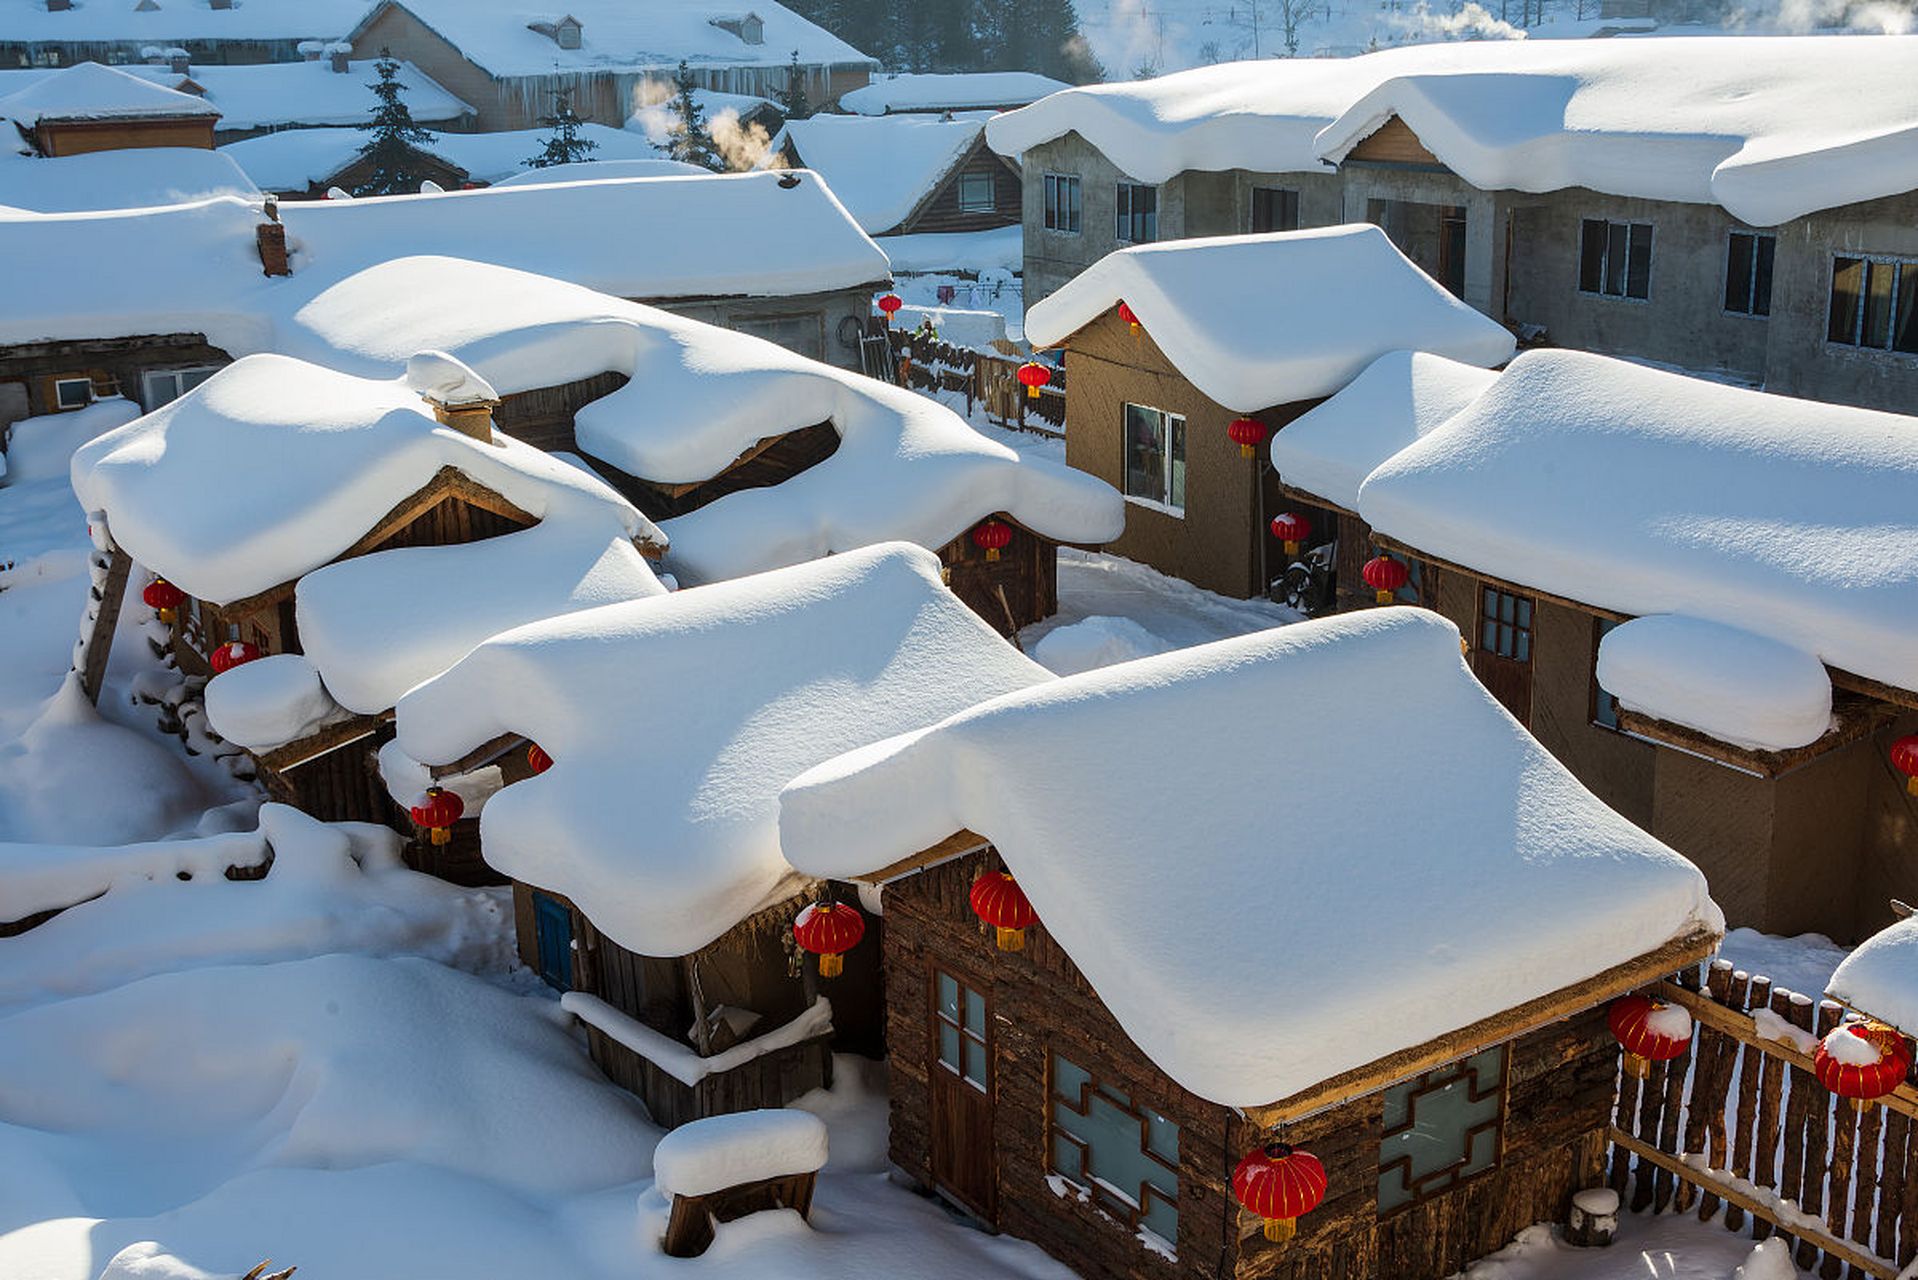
[971,519,1012,563]
[1117,300,1141,334]
[969,870,1038,951]
[1232,1142,1327,1243]
[1814,1021,1913,1111]
[143,577,184,624]
[208,640,262,674]
[409,785,464,847]
[1891,735,1918,797]
[1016,361,1050,400]
[1228,417,1266,460]
[526,742,553,775]
[1270,512,1311,557]
[877,293,904,325]
[792,901,866,978]
[1608,993,1692,1079]
[1361,554,1409,605]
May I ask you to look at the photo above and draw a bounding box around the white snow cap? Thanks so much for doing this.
[651,1108,828,1199]
[394,543,1053,957]
[986,37,1918,226]
[1269,350,1497,512]
[773,113,991,234]
[1024,225,1515,412]
[405,350,499,407]
[1596,615,1833,753]
[780,608,1722,1108]
[841,71,1072,116]
[0,61,220,126]
[0,147,257,214]
[1356,349,1918,702]
[202,653,346,752]
[1829,917,1918,1038]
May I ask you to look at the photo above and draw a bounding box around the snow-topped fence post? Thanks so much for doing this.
[653,1109,828,1258]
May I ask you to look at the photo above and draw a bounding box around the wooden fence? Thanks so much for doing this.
[867,328,1066,433]
[1608,959,1918,1279]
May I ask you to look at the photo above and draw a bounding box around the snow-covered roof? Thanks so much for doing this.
[1025,225,1515,412]
[392,542,1052,957]
[1353,349,1918,729]
[487,157,710,187]
[773,112,991,234]
[349,0,875,79]
[1829,917,1918,1037]
[780,607,1722,1108]
[220,123,666,191]
[985,37,1918,225]
[70,351,664,605]
[0,0,368,47]
[841,71,1072,116]
[0,146,256,214]
[1269,350,1498,511]
[217,127,378,192]
[0,61,221,127]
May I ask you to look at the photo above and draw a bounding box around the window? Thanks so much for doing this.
[1723,232,1775,317]
[53,376,93,410]
[1116,181,1157,243]
[1049,1051,1180,1249]
[1480,587,1532,662]
[1578,218,1652,300]
[1592,616,1622,729]
[1250,186,1299,234]
[1043,173,1081,234]
[1828,256,1918,354]
[1378,1045,1506,1215]
[934,971,989,1092]
[1121,403,1185,514]
[957,172,995,213]
[141,366,219,410]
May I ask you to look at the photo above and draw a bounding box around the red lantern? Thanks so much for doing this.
[1270,512,1311,557]
[208,640,262,674]
[142,577,184,624]
[971,519,1012,563]
[969,870,1038,951]
[1361,554,1409,605]
[1016,361,1050,400]
[526,743,553,775]
[792,901,866,978]
[1608,994,1692,1079]
[1228,417,1266,460]
[877,293,904,324]
[409,785,464,847]
[1117,300,1141,334]
[1815,1021,1913,1111]
[1892,736,1918,798]
[1232,1142,1326,1243]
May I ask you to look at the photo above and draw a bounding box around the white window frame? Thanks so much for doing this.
[1121,402,1185,517]
[140,366,222,410]
[1042,172,1081,235]
[53,376,93,410]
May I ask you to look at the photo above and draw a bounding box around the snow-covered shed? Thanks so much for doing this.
[70,351,666,879]
[1325,348,1918,940]
[778,606,1721,1280]
[1025,224,1513,600]
[840,72,1072,117]
[0,62,221,157]
[0,146,257,214]
[772,112,1020,237]
[391,542,1052,1124]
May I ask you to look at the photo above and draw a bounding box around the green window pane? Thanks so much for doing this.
[1053,1053,1090,1102]
[937,973,958,1021]
[1378,1045,1505,1215]
[964,1038,988,1089]
[1142,1194,1178,1247]
[940,1024,960,1072]
[964,989,985,1036]
[1052,1129,1084,1180]
[1146,1111,1179,1164]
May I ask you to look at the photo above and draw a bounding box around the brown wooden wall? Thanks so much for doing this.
[1343,116,1445,169]
[620,421,842,521]
[493,370,630,454]
[936,515,1059,637]
[898,139,1023,236]
[38,116,216,156]
[0,334,231,428]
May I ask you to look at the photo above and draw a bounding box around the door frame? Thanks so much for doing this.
[926,960,997,1222]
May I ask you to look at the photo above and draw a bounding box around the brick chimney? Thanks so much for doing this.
[328,47,350,73]
[256,200,290,277]
[425,399,499,441]
[169,50,190,74]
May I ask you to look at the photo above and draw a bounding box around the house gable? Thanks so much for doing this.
[894,131,1023,236]
[1342,114,1447,171]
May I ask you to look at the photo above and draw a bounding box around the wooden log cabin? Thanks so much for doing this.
[773,113,1023,238]
[389,542,1055,1125]
[69,351,666,883]
[776,608,1725,1280]
[0,61,222,157]
[1271,347,1918,943]
[1021,224,1514,600]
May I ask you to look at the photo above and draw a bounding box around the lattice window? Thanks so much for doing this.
[1480,587,1533,662]
[1047,1051,1180,1249]
[934,970,989,1092]
[1377,1044,1507,1216]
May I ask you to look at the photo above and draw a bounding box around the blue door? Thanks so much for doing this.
[532,891,574,990]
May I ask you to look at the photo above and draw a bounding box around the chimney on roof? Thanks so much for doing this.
[298,39,324,61]
[527,16,582,49]
[328,45,350,73]
[169,50,190,74]
[44,0,71,11]
[406,352,502,443]
[256,218,290,277]
[710,12,765,44]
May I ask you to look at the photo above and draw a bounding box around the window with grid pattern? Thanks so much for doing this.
[1723,232,1775,317]
[934,970,989,1093]
[1250,186,1300,233]
[1043,173,1081,234]
[1116,181,1157,243]
[1578,218,1652,299]
[1828,256,1918,354]
[1048,1050,1180,1249]
[1378,1045,1506,1215]
[957,172,995,213]
[1480,588,1532,662]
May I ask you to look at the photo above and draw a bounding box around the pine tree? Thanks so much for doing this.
[353,50,436,196]
[776,50,813,120]
[524,89,599,168]
[665,60,722,170]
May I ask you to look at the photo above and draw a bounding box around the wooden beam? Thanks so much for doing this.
[1617,695,1899,780]
[1242,927,1721,1127]
[255,714,383,774]
[79,547,131,705]
[1273,482,1358,520]
[652,432,800,499]
[434,730,527,779]
[852,829,990,885]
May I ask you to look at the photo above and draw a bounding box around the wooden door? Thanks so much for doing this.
[1472,583,1534,725]
[929,966,996,1221]
[532,890,574,990]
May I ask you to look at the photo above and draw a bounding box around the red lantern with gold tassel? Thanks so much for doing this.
[526,743,553,775]
[1608,993,1692,1079]
[1016,361,1050,400]
[209,640,262,674]
[969,870,1037,951]
[1815,1021,1913,1111]
[1117,300,1141,334]
[1232,1142,1327,1243]
[971,519,1012,563]
[1361,554,1409,605]
[409,785,464,847]
[877,293,903,325]
[1270,512,1311,557]
[142,577,184,624]
[793,901,866,978]
[1891,735,1918,797]
[1228,417,1266,460]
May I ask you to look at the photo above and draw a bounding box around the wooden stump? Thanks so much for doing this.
[1567,1188,1619,1248]
[662,1170,818,1258]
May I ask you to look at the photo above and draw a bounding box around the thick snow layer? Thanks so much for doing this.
[70,352,663,605]
[841,72,1072,116]
[0,823,265,924]
[774,113,990,233]
[1030,613,1171,675]
[395,544,1052,956]
[1269,349,1497,511]
[880,224,1023,274]
[1596,615,1833,752]
[1829,917,1918,1036]
[488,157,710,187]
[1,398,141,483]
[987,37,1918,226]
[1024,225,1515,412]
[0,61,220,126]
[564,993,833,1087]
[780,608,1721,1107]
[651,1109,828,1199]
[0,147,256,214]
[1355,349,1918,699]
[216,127,388,192]
[202,653,346,752]
[0,0,366,45]
[421,124,669,185]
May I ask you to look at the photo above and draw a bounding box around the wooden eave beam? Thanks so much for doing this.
[434,730,527,779]
[254,713,384,773]
[651,430,805,499]
[1616,694,1900,779]
[850,829,990,885]
[1273,481,1357,520]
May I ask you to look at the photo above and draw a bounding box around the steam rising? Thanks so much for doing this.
[628,76,784,172]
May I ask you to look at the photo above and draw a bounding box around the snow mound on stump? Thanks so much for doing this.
[1031,615,1171,676]
[653,1109,828,1200]
[1830,916,1918,1038]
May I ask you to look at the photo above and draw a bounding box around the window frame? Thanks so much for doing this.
[140,365,221,410]
[1116,180,1158,244]
[956,171,996,214]
[1590,615,1623,730]
[932,966,991,1095]
[1249,185,1300,234]
[1045,1047,1181,1249]
[1042,172,1082,235]
[1479,586,1533,664]
[1376,1044,1509,1219]
[1577,217,1653,302]
[1722,230,1776,318]
[1826,253,1918,357]
[53,376,94,410]
[1120,402,1186,517]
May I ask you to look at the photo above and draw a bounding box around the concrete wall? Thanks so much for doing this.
[1338,165,1499,314]
[658,284,875,369]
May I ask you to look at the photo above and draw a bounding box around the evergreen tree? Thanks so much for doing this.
[353,50,436,196]
[776,50,813,120]
[665,60,722,170]
[524,89,599,168]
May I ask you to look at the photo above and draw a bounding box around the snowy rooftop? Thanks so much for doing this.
[0,146,257,214]
[840,71,1072,116]
[221,123,665,190]
[0,0,367,45]
[780,608,1721,1108]
[1829,917,1918,1038]
[1353,349,1918,739]
[393,543,1052,957]
[986,36,1918,225]
[486,157,710,187]
[0,61,221,127]
[773,112,992,234]
[70,352,663,606]
[1025,225,1516,412]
